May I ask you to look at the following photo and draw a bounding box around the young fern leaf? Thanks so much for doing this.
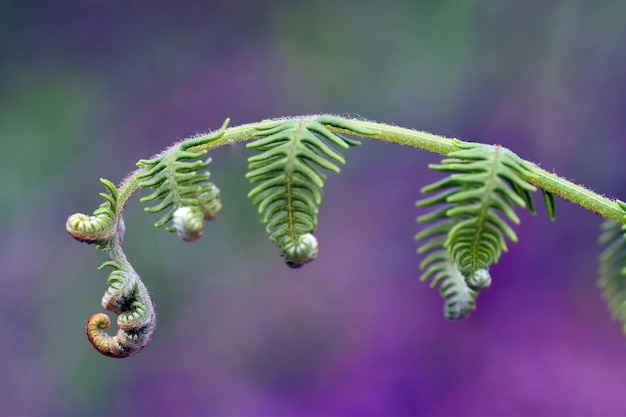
[416,141,552,315]
[66,176,156,357]
[66,178,120,246]
[86,247,157,358]
[598,219,626,332]
[136,120,227,239]
[66,114,626,357]
[245,115,374,267]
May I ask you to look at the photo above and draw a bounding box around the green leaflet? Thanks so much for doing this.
[66,178,119,247]
[417,225,478,320]
[245,115,374,267]
[416,140,555,317]
[136,120,228,234]
[598,220,626,332]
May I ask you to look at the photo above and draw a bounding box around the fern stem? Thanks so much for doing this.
[112,115,626,230]
[525,164,626,224]
[70,113,626,357]
[330,119,458,155]
[328,118,626,224]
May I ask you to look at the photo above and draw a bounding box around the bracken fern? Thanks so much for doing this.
[416,140,555,316]
[136,119,228,234]
[245,115,373,267]
[66,115,626,358]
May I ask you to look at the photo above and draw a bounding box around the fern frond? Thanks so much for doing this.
[245,115,374,267]
[417,141,546,294]
[87,260,156,358]
[136,120,228,235]
[598,220,626,332]
[66,178,119,246]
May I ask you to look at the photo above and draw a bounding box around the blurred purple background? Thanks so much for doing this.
[2,1,626,416]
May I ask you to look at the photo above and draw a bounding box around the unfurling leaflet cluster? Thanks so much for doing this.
[67,179,156,358]
[136,120,227,240]
[86,259,156,358]
[66,178,119,246]
[245,115,375,267]
[416,140,555,319]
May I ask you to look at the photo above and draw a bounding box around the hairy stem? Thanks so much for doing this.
[525,165,625,223]
[71,114,626,357]
[113,115,625,228]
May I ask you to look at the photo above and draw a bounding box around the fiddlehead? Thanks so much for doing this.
[136,119,228,239]
[245,115,374,267]
[66,178,119,246]
[416,140,555,316]
[86,257,156,358]
[67,179,156,357]
[598,205,626,332]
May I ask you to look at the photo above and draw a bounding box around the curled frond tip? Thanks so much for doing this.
[66,178,119,245]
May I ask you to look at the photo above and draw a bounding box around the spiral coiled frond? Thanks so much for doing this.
[136,119,228,237]
[416,140,555,316]
[86,259,156,358]
[66,178,120,246]
[598,214,626,332]
[67,176,156,357]
[246,115,375,267]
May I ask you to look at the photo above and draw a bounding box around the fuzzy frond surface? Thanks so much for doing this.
[416,141,554,315]
[136,120,227,233]
[245,115,373,267]
[86,254,157,358]
[418,141,539,280]
[66,178,120,247]
[68,114,626,359]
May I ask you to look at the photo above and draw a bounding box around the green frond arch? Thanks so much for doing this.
[65,114,626,358]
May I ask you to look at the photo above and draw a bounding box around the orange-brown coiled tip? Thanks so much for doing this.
[86,313,130,359]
